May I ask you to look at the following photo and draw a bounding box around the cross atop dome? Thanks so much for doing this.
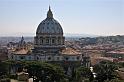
[49,5,51,10]
[47,6,53,18]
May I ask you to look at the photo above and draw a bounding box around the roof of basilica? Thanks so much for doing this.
[13,49,29,55]
[62,47,81,56]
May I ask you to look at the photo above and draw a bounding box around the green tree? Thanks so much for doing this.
[94,61,118,82]
[75,66,92,82]
[2,61,67,81]
[0,61,9,79]
[25,61,66,82]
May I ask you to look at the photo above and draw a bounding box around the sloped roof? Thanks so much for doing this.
[62,47,81,56]
[13,49,29,55]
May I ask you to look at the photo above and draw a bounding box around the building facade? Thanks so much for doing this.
[9,7,83,63]
[33,6,65,56]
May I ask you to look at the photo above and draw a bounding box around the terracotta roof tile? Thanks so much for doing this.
[13,49,29,55]
[62,47,81,56]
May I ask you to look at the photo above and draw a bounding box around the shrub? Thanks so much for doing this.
[9,74,17,79]
[0,78,10,82]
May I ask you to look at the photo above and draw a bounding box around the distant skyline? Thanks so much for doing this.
[0,0,124,36]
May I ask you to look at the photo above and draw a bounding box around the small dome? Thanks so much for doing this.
[36,7,63,35]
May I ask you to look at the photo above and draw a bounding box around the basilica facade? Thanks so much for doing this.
[33,6,65,56]
[9,7,83,63]
[32,7,82,61]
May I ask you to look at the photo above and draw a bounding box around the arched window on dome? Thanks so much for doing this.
[51,37,56,45]
[52,39,55,44]
[46,38,50,44]
[40,37,43,45]
[40,39,43,45]
[58,37,61,45]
